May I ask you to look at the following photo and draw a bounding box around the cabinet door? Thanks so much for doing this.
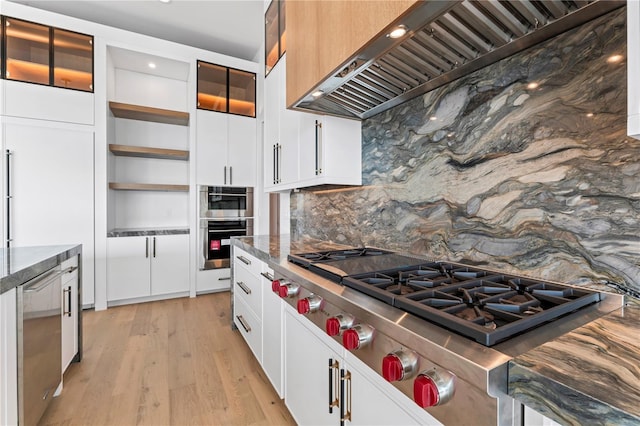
[196,109,228,185]
[151,234,190,296]
[0,288,18,426]
[264,58,281,189]
[297,112,321,183]
[61,257,79,372]
[277,58,299,187]
[107,236,151,302]
[4,121,95,306]
[227,115,257,187]
[320,116,362,184]
[261,265,283,398]
[284,307,341,425]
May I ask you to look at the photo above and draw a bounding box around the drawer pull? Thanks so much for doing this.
[218,276,231,281]
[63,265,78,274]
[237,255,251,265]
[236,315,251,333]
[260,271,274,281]
[237,281,251,295]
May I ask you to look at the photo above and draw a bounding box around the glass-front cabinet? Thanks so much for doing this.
[197,60,256,118]
[265,0,286,75]
[2,16,93,92]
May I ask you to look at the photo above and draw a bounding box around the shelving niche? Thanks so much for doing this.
[107,46,191,232]
[108,101,190,193]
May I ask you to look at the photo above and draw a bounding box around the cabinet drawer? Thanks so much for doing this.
[233,247,262,276]
[234,265,262,318]
[234,296,262,362]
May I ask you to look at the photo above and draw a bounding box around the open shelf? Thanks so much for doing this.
[108,183,189,192]
[109,102,190,126]
[109,144,189,161]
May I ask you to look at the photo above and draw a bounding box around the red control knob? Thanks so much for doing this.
[325,313,355,337]
[297,298,310,314]
[277,282,300,298]
[413,369,455,408]
[278,285,289,298]
[414,375,440,408]
[343,329,360,350]
[326,318,341,336]
[341,324,374,350]
[382,355,404,382]
[271,279,281,293]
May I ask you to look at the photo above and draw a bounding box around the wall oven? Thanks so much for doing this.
[199,186,253,270]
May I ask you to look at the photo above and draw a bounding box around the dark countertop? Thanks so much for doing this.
[0,244,82,295]
[509,305,640,425]
[107,227,189,237]
[231,234,349,265]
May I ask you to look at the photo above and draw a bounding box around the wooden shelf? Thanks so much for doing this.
[109,144,189,161]
[109,183,189,192]
[109,102,190,126]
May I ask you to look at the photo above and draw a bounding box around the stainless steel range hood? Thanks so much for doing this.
[294,0,625,120]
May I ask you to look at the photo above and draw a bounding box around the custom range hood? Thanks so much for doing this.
[295,0,625,120]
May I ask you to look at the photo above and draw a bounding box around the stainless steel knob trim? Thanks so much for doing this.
[305,293,324,313]
[419,368,456,405]
[388,349,419,381]
[334,313,355,332]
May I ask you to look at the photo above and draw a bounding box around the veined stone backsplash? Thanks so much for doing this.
[291,7,640,298]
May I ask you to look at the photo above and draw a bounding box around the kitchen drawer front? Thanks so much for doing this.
[233,247,262,277]
[234,264,262,319]
[233,296,262,362]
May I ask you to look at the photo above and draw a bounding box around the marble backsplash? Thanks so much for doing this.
[290,8,640,298]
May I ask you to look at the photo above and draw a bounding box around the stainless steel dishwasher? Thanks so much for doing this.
[17,266,62,426]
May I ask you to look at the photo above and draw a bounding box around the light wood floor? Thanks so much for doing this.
[39,293,295,426]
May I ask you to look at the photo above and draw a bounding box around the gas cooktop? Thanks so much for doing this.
[288,248,601,346]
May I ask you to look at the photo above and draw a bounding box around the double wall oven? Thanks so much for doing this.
[199,186,253,270]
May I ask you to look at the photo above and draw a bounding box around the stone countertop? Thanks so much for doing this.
[0,244,82,295]
[508,305,640,425]
[107,227,189,237]
[231,234,351,265]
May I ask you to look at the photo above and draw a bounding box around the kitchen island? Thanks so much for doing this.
[231,235,628,426]
[0,244,83,425]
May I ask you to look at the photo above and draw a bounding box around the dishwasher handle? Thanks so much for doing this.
[23,268,61,292]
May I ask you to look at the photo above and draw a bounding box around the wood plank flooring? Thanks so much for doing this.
[39,293,295,426]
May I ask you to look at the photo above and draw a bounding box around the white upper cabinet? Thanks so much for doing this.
[264,55,362,192]
[628,0,640,139]
[196,109,257,187]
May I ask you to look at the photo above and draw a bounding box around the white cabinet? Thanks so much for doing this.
[196,268,231,293]
[264,55,362,192]
[61,256,79,373]
[0,288,18,426]
[3,119,95,306]
[261,264,283,398]
[628,0,640,139]
[284,305,425,426]
[196,109,257,187]
[107,234,189,303]
[232,247,263,361]
[523,405,562,426]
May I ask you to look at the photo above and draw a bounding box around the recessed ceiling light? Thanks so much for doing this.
[312,90,324,98]
[607,54,624,64]
[159,0,171,3]
[148,62,157,69]
[388,25,408,39]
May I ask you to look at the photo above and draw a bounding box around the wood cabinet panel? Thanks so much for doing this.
[286,0,418,107]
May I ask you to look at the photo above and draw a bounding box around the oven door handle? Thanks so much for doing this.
[208,229,247,233]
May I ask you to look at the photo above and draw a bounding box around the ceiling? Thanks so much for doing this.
[7,0,265,62]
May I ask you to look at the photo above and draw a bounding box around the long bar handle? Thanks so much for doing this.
[235,315,251,333]
[5,149,11,248]
[153,237,156,258]
[145,237,149,258]
[229,166,233,185]
[236,281,251,295]
[236,255,251,265]
[260,271,274,281]
[63,286,72,317]
[224,166,227,185]
[273,144,277,184]
[341,369,352,424]
[315,120,323,175]
[329,358,340,414]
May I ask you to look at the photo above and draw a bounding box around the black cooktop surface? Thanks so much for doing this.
[342,261,600,346]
